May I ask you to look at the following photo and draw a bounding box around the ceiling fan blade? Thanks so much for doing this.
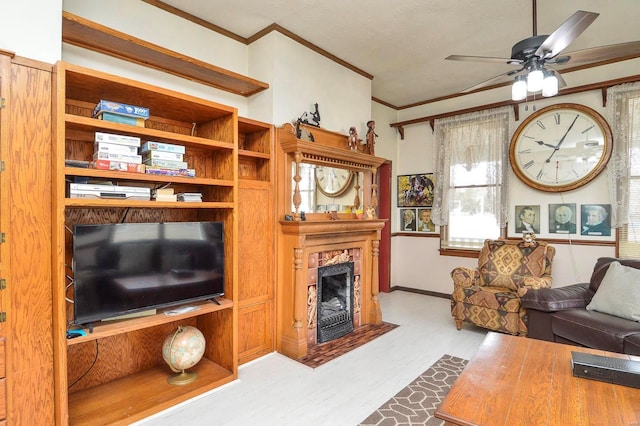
[446,54,522,65]
[460,71,518,93]
[555,41,640,66]
[535,10,599,59]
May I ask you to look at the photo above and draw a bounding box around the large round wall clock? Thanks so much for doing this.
[315,166,353,196]
[509,103,613,192]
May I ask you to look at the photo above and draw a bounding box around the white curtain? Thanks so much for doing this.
[606,82,640,228]
[432,106,513,227]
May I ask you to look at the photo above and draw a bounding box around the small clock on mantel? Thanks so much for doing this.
[509,103,613,192]
[315,166,353,196]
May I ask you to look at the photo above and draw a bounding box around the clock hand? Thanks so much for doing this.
[545,114,579,163]
[536,140,557,149]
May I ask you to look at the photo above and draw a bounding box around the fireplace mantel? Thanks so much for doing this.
[275,123,388,360]
[276,219,386,359]
[280,218,386,236]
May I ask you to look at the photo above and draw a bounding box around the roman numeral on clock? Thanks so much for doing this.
[523,160,535,169]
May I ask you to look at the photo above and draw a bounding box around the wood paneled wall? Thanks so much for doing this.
[2,54,54,424]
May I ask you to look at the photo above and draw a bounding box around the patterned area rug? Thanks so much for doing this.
[359,354,468,426]
[298,322,398,368]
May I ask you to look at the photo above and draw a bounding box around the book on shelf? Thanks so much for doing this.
[143,158,189,170]
[142,150,184,162]
[154,194,178,202]
[95,132,141,147]
[91,159,146,173]
[93,151,143,164]
[177,192,203,202]
[145,168,196,178]
[141,141,186,154]
[95,142,139,155]
[93,100,150,120]
[95,112,146,127]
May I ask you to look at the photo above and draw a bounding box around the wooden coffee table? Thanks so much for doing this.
[436,332,640,425]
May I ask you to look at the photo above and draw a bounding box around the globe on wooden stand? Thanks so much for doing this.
[162,325,206,385]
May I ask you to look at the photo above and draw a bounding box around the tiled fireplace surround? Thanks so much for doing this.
[307,248,361,345]
[277,220,386,359]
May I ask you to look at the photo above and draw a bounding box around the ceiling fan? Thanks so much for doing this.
[446,1,640,99]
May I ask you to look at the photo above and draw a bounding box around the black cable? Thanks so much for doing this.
[68,339,99,389]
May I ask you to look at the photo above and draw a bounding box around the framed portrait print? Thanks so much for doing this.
[581,204,611,236]
[514,205,540,234]
[549,203,577,234]
[400,208,417,232]
[417,208,436,232]
[397,173,435,207]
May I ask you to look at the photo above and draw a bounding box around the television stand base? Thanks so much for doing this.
[209,297,221,305]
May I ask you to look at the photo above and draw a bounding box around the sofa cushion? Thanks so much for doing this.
[586,261,640,321]
[624,334,640,356]
[551,309,640,353]
[521,283,592,312]
[453,285,522,313]
[478,240,548,291]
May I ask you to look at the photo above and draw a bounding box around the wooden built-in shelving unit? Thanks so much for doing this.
[52,61,240,425]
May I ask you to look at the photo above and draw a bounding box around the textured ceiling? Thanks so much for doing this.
[159,0,640,108]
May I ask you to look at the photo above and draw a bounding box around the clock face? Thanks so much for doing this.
[510,103,612,192]
[315,166,353,196]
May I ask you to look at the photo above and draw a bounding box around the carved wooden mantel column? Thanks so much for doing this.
[277,220,386,359]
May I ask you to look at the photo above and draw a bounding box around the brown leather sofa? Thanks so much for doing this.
[521,257,640,355]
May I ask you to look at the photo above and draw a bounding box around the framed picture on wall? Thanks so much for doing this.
[400,208,417,231]
[417,208,436,232]
[397,173,435,207]
[514,205,540,234]
[580,204,612,236]
[549,203,577,234]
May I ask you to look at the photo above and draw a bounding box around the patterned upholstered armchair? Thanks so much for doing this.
[450,239,555,335]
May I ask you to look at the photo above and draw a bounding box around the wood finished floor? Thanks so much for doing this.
[134,291,488,426]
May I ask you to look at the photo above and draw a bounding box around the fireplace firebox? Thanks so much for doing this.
[317,262,354,343]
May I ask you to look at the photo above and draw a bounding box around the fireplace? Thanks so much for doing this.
[278,219,385,359]
[316,262,354,343]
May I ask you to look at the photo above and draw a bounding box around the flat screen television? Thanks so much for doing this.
[72,221,225,325]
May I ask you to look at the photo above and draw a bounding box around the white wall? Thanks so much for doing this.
[269,33,372,131]
[0,1,62,63]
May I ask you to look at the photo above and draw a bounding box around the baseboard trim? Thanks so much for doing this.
[389,286,450,299]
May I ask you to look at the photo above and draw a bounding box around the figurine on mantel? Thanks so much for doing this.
[348,126,360,151]
[365,120,378,155]
[298,103,321,127]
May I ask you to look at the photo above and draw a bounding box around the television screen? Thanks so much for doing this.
[72,221,225,325]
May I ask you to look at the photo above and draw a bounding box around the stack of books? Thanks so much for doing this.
[91,132,145,173]
[177,192,203,202]
[153,187,177,202]
[93,100,150,127]
[142,141,196,178]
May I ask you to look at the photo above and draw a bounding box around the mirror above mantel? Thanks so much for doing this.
[295,163,364,214]
[277,123,385,221]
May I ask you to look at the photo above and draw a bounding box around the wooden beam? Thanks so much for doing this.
[389,74,640,132]
[62,12,269,97]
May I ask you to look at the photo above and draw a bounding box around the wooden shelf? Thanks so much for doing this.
[68,299,233,345]
[62,12,269,97]
[65,115,235,151]
[65,199,234,209]
[238,149,270,160]
[68,358,234,425]
[64,167,234,187]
